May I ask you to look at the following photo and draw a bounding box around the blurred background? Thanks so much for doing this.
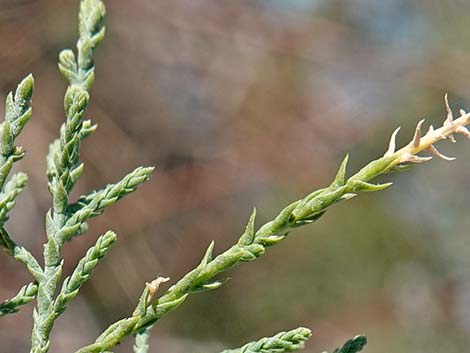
[1,0,470,352]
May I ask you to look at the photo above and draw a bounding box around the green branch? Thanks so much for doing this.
[61,166,154,242]
[30,1,151,352]
[76,98,470,352]
[0,70,35,319]
[32,2,106,351]
[0,74,33,188]
[0,228,43,281]
[0,174,42,281]
[58,0,106,90]
[0,282,38,317]
[54,231,116,317]
[220,327,312,353]
[0,172,28,224]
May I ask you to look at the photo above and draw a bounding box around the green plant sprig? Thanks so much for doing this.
[220,327,312,353]
[0,228,43,282]
[0,74,37,316]
[54,231,116,317]
[31,0,106,350]
[30,1,153,352]
[0,282,38,317]
[74,97,470,353]
[0,74,33,188]
[0,174,43,282]
[0,172,28,224]
[58,0,106,91]
[1,1,469,353]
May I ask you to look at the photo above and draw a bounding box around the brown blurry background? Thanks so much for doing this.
[1,0,470,352]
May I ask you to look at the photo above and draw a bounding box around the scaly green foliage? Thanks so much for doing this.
[29,1,153,352]
[220,327,312,353]
[0,282,38,317]
[76,95,470,352]
[1,1,470,353]
[0,74,33,188]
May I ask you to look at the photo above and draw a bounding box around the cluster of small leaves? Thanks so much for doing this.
[54,231,116,317]
[46,86,94,218]
[0,282,37,317]
[221,327,312,353]
[0,228,43,282]
[0,172,28,225]
[0,76,34,229]
[58,0,106,90]
[0,75,33,188]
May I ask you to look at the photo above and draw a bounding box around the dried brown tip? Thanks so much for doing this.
[444,93,453,125]
[412,119,425,147]
[456,126,470,139]
[384,127,401,157]
[399,152,432,164]
[443,95,456,142]
[146,276,170,302]
[427,144,455,161]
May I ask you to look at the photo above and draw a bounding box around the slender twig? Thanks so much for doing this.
[76,97,470,353]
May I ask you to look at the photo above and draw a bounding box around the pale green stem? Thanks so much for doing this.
[76,103,470,353]
[31,1,106,352]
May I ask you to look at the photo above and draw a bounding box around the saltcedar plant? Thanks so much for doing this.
[0,1,469,353]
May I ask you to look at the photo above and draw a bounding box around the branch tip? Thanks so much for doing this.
[427,144,455,161]
[444,93,453,125]
[384,127,401,157]
[412,119,425,147]
[456,126,470,139]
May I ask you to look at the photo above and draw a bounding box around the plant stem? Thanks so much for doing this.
[76,101,470,353]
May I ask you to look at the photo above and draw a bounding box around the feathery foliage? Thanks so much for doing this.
[0,1,469,353]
